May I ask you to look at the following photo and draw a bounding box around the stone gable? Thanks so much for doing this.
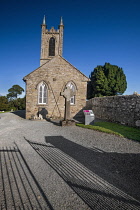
[24,56,88,120]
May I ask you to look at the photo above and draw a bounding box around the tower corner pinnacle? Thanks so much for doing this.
[59,17,64,29]
[43,15,46,25]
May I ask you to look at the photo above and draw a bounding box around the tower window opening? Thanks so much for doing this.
[49,37,55,56]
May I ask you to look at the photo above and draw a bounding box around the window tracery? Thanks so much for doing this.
[38,82,48,104]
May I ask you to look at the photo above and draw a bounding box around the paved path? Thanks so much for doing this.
[0,111,140,209]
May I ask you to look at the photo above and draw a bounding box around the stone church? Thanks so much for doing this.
[23,17,89,120]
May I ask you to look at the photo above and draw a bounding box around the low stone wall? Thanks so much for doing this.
[86,95,140,128]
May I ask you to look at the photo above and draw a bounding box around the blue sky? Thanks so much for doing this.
[0,0,140,97]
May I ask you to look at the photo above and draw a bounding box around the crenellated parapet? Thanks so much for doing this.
[40,16,64,66]
[47,27,59,34]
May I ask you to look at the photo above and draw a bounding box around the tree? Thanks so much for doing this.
[16,97,26,110]
[7,85,24,100]
[91,65,109,97]
[88,63,127,98]
[0,96,9,111]
[7,96,26,111]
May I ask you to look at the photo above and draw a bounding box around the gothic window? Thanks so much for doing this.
[38,82,48,104]
[49,37,55,56]
[66,82,76,105]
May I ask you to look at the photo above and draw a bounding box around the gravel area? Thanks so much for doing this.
[0,111,140,209]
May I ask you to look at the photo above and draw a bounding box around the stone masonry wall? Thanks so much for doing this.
[24,56,88,120]
[86,95,140,127]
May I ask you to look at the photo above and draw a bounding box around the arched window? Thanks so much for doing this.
[49,37,55,56]
[66,82,76,105]
[38,82,48,104]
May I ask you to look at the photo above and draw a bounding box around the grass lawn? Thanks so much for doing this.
[0,111,10,114]
[77,122,140,142]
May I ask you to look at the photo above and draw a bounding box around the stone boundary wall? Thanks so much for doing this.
[86,95,140,128]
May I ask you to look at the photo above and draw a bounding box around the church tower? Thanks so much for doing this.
[40,16,64,66]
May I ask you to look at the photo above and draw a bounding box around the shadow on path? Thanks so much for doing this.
[11,110,26,119]
[0,145,53,210]
[25,136,140,210]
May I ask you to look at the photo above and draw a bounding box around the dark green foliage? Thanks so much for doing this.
[0,96,9,111]
[0,96,26,111]
[87,81,93,99]
[7,85,24,100]
[0,85,25,111]
[17,97,26,110]
[88,63,127,98]
[91,65,108,97]
[8,97,26,111]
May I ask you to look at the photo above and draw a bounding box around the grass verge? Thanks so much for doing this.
[0,111,10,114]
[76,122,140,141]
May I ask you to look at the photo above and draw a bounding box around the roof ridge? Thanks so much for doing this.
[23,55,89,81]
[59,55,89,80]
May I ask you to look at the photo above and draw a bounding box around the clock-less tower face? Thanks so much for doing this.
[49,37,55,56]
[40,17,64,66]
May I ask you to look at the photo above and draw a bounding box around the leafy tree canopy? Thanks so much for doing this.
[8,96,26,111]
[87,63,127,99]
[7,85,24,100]
[0,96,9,111]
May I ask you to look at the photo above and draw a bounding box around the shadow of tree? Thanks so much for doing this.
[11,110,26,119]
[0,145,53,209]
[25,136,140,209]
